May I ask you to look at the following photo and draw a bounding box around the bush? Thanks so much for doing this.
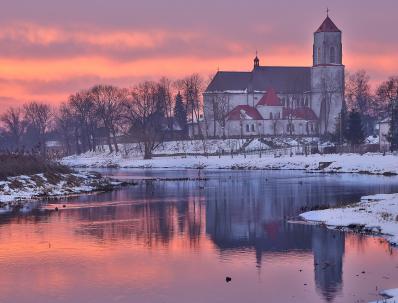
[0,154,71,180]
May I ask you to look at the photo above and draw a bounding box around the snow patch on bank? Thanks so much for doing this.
[0,172,120,210]
[300,193,398,246]
[370,288,398,303]
[62,153,398,175]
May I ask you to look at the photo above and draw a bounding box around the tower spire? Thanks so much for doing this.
[326,7,329,17]
[254,50,260,68]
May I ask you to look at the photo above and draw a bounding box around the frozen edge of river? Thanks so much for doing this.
[300,193,398,246]
[300,193,398,303]
[0,171,127,211]
[61,153,398,176]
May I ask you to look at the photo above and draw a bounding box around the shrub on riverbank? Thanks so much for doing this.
[0,154,71,180]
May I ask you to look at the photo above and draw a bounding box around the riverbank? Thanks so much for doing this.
[0,171,125,212]
[370,288,398,303]
[62,152,398,175]
[300,193,398,246]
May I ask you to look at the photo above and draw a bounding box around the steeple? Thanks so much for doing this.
[313,13,342,66]
[315,15,341,33]
[254,51,260,68]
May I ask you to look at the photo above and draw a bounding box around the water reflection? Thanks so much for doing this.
[0,170,398,303]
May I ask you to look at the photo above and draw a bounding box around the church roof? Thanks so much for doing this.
[257,88,282,106]
[206,71,251,92]
[315,16,341,33]
[206,66,311,94]
[227,105,263,121]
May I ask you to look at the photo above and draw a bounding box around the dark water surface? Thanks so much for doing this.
[1,169,398,303]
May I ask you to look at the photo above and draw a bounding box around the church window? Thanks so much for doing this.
[270,112,273,120]
[330,47,336,63]
[246,124,250,132]
[317,48,321,65]
[251,124,255,132]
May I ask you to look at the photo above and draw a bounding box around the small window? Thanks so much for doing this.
[330,47,336,63]
[317,48,321,64]
[270,112,273,120]
[251,124,255,132]
[246,124,250,132]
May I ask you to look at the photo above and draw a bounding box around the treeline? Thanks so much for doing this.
[0,74,205,159]
[334,71,398,150]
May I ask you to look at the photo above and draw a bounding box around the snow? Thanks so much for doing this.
[365,135,379,145]
[0,172,116,210]
[300,193,398,246]
[62,152,398,175]
[370,288,398,303]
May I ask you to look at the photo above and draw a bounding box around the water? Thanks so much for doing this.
[1,169,398,303]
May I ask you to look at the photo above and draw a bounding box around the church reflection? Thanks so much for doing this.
[204,176,346,301]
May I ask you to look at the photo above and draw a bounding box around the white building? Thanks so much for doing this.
[202,14,345,138]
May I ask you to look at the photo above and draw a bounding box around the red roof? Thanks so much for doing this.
[283,107,318,120]
[227,105,263,120]
[257,88,282,106]
[315,16,341,33]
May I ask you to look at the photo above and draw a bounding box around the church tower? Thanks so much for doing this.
[311,13,345,134]
[313,14,342,66]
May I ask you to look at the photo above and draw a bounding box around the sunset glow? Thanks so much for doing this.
[0,1,397,108]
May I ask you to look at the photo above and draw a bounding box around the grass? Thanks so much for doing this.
[0,154,72,180]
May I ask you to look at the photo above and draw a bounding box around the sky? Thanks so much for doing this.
[0,0,397,110]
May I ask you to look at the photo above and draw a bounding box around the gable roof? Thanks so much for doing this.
[315,16,341,33]
[206,71,251,92]
[257,88,282,106]
[206,66,311,94]
[227,105,263,121]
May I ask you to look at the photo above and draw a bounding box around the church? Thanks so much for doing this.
[202,14,345,138]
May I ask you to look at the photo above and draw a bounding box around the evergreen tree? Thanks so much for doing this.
[173,92,187,134]
[388,101,398,151]
[346,111,365,145]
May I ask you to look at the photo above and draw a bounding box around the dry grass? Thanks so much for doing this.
[0,154,71,180]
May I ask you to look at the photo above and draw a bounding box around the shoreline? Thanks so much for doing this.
[0,171,133,213]
[299,193,398,247]
[62,153,398,176]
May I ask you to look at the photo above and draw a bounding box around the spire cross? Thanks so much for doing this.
[326,7,329,16]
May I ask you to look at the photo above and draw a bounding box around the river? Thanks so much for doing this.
[0,169,398,303]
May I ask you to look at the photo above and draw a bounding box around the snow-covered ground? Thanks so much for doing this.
[370,288,398,303]
[300,193,398,246]
[62,152,398,175]
[0,172,121,209]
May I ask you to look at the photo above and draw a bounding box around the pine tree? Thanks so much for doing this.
[346,111,365,145]
[174,92,187,134]
[388,101,398,151]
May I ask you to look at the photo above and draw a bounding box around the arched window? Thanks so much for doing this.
[317,48,321,64]
[330,47,336,63]
[246,124,250,132]
[270,112,273,120]
[251,124,255,132]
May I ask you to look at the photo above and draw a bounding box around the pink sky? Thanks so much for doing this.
[0,0,397,109]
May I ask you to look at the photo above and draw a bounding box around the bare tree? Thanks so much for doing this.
[90,85,127,153]
[23,102,52,155]
[0,107,26,151]
[176,74,205,138]
[123,81,165,159]
[320,72,343,133]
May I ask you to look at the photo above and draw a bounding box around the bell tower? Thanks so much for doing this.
[311,12,345,134]
[313,12,342,66]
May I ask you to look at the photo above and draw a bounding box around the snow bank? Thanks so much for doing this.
[62,153,398,176]
[370,288,398,303]
[0,172,120,209]
[300,193,398,246]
